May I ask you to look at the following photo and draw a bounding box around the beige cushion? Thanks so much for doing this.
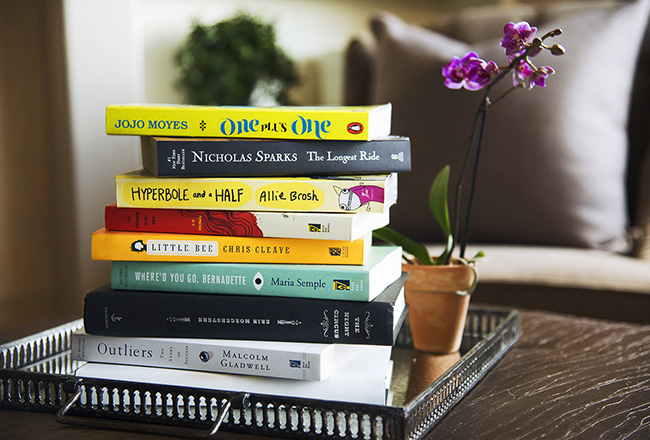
[448,244,650,293]
[370,1,650,253]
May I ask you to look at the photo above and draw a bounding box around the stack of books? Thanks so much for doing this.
[72,103,412,405]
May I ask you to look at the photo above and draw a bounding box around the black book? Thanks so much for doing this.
[141,136,411,176]
[83,273,408,345]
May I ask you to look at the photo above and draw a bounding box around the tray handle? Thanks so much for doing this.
[55,379,250,438]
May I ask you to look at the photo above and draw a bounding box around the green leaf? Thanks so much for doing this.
[373,227,435,265]
[429,166,453,263]
[456,263,479,296]
[468,250,486,263]
[453,255,483,295]
[429,166,451,236]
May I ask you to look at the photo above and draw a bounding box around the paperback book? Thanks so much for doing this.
[105,103,392,141]
[91,228,371,265]
[71,330,388,381]
[83,273,408,345]
[115,169,397,214]
[75,344,394,405]
[104,204,390,241]
[110,245,402,301]
[140,135,411,176]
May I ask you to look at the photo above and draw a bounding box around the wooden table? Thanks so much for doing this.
[1,309,649,439]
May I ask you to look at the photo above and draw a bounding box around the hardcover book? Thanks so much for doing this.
[115,169,397,214]
[91,228,371,265]
[110,245,402,301]
[75,344,394,405]
[83,273,408,345]
[140,135,411,176]
[104,204,390,241]
[105,103,392,141]
[71,330,389,381]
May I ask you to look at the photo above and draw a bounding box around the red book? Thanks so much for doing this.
[103,204,388,241]
[104,204,263,236]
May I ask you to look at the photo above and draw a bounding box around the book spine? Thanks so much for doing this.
[92,228,369,265]
[74,356,392,405]
[105,104,391,140]
[83,276,406,345]
[115,172,396,213]
[71,333,324,380]
[142,136,411,176]
[105,204,206,234]
[104,204,389,241]
[110,260,374,300]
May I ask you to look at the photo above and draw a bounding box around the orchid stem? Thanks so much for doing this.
[459,104,487,259]
[449,89,489,264]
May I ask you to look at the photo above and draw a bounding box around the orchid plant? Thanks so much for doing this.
[375,21,565,267]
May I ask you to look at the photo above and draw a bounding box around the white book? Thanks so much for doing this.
[250,210,390,241]
[75,344,394,405]
[105,204,390,241]
[72,330,386,381]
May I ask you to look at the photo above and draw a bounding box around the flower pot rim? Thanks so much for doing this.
[403,257,475,267]
[402,260,479,296]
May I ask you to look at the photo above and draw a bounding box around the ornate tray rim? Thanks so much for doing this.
[0,306,519,439]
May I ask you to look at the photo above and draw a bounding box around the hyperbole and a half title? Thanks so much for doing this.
[116,171,397,213]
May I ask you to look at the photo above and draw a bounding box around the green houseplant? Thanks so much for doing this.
[375,21,565,352]
[175,12,299,106]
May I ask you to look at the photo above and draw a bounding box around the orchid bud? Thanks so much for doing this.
[551,44,566,56]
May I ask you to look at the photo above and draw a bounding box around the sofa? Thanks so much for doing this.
[344,0,650,323]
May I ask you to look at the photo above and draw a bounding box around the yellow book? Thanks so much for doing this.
[91,228,371,265]
[115,170,397,213]
[106,103,392,141]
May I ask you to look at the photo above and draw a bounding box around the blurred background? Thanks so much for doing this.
[1,0,479,331]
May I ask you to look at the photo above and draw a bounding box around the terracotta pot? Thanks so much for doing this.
[402,263,476,353]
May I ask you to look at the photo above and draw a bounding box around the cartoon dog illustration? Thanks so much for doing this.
[335,185,385,211]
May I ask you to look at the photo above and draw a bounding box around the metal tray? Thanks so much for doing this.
[0,306,518,439]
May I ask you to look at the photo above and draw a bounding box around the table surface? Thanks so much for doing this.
[1,308,649,439]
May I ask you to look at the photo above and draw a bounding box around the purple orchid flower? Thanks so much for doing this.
[513,60,555,89]
[528,66,555,88]
[442,52,481,89]
[501,21,537,60]
[467,60,499,90]
[443,52,498,91]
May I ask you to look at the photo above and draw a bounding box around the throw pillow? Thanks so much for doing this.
[370,1,650,252]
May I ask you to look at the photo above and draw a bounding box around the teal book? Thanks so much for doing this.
[111,245,402,301]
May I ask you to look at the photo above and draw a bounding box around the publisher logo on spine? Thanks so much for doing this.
[253,272,264,291]
[347,122,364,135]
[308,223,322,232]
[333,280,350,290]
[328,246,349,257]
[289,359,310,369]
